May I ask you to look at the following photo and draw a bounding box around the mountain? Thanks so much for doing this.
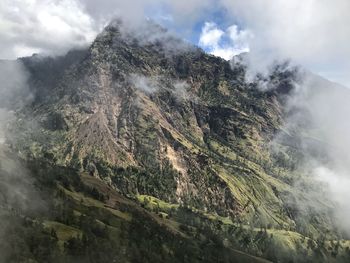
[1,21,350,262]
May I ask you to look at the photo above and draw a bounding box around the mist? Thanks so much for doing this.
[129,74,159,94]
[129,73,191,101]
[269,69,350,235]
[0,59,46,259]
[300,76,350,234]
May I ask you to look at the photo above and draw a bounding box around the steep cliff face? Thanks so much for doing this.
[3,21,349,262]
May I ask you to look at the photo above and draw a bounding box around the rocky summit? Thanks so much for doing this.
[1,21,349,263]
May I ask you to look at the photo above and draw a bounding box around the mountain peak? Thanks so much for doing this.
[93,18,197,60]
[3,18,350,263]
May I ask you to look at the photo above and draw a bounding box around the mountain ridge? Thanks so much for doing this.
[1,21,350,262]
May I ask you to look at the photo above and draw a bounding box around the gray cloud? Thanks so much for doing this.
[272,71,350,234]
[0,60,31,107]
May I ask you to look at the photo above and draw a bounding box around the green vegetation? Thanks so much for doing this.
[1,157,278,263]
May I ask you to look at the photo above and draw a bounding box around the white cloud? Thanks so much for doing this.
[220,0,350,86]
[227,25,252,51]
[199,22,224,49]
[0,0,97,58]
[0,0,212,59]
[199,22,251,60]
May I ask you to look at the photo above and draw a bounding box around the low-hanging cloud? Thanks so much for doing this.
[0,56,47,259]
[221,0,350,87]
[1,0,350,86]
[129,74,159,94]
[0,60,31,107]
[129,73,191,101]
[272,71,350,235]
[0,0,206,59]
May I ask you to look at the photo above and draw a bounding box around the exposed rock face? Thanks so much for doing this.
[6,21,335,234]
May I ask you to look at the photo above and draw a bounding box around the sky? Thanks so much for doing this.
[0,0,350,87]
